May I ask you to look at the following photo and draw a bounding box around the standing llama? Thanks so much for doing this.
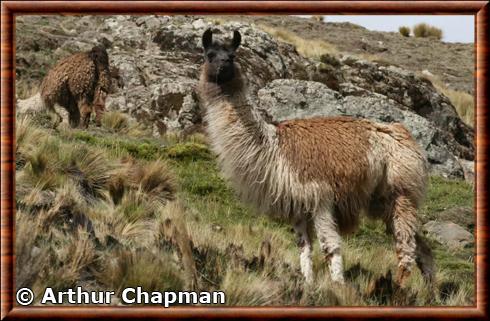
[40,45,111,128]
[197,29,434,286]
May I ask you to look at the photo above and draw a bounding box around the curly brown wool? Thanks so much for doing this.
[40,45,111,128]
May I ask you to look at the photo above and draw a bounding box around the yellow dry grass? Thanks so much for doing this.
[258,24,337,59]
[419,73,474,127]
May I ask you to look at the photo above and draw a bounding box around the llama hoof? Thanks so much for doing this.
[395,266,411,288]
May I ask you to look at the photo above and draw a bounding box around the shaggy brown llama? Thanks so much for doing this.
[40,45,111,128]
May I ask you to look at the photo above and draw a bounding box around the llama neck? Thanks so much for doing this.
[199,66,273,144]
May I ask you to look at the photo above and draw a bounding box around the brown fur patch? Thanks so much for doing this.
[277,117,371,183]
[277,117,375,232]
[41,53,97,104]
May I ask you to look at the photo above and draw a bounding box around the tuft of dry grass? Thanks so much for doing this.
[130,159,177,201]
[439,88,474,127]
[413,23,443,40]
[15,209,49,290]
[310,15,325,23]
[95,250,184,300]
[418,73,474,127]
[101,111,129,132]
[220,270,282,306]
[100,111,150,137]
[258,24,337,60]
[399,26,411,37]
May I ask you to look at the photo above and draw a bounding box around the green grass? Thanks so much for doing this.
[422,176,474,221]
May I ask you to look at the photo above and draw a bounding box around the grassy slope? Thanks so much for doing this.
[15,112,475,306]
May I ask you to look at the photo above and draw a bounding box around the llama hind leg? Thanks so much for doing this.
[79,100,92,129]
[68,107,81,128]
[65,96,80,128]
[390,195,418,287]
[293,218,313,283]
[313,209,344,283]
[415,232,436,286]
[44,101,62,128]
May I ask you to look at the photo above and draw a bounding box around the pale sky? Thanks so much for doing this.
[317,15,474,43]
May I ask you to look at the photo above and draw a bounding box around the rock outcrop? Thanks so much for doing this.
[423,220,474,250]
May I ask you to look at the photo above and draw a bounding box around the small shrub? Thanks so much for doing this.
[129,159,176,202]
[413,23,443,40]
[101,111,129,132]
[399,26,411,37]
[319,53,341,67]
[311,15,324,23]
[442,89,474,127]
[259,25,337,60]
[101,111,149,137]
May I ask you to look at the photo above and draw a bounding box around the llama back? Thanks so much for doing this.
[277,116,381,232]
[40,52,97,106]
[371,121,429,208]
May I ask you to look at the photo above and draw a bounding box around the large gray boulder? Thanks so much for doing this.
[339,58,474,161]
[423,220,474,250]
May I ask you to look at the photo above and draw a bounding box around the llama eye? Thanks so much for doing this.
[207,52,215,60]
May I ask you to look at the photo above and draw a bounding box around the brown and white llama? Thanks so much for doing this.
[197,29,434,286]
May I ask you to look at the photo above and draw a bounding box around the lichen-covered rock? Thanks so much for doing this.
[423,220,474,250]
[339,57,474,161]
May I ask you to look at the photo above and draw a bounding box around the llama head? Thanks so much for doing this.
[89,45,109,68]
[202,29,241,84]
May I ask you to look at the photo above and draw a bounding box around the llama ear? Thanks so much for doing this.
[202,29,213,50]
[232,30,241,50]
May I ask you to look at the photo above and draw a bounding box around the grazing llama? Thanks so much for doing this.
[197,29,434,286]
[40,45,111,128]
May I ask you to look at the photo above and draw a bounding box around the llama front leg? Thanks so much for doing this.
[293,218,313,283]
[313,208,344,283]
[391,195,418,287]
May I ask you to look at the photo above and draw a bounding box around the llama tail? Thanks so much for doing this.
[415,232,436,286]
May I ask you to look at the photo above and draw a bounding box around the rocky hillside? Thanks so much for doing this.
[14,15,475,307]
[227,15,474,94]
[16,15,474,181]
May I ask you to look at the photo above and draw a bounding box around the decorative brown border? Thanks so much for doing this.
[1,1,488,320]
